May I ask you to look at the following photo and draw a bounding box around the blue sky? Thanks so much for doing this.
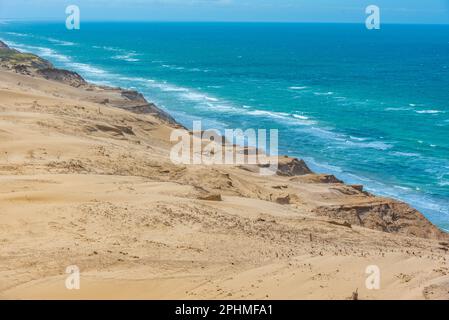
[1,0,449,23]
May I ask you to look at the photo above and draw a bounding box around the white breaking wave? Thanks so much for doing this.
[180,91,222,103]
[119,76,155,84]
[148,82,190,92]
[438,180,449,187]
[385,107,412,111]
[292,114,309,120]
[112,53,140,62]
[162,64,185,71]
[314,91,334,96]
[349,136,368,141]
[5,32,28,37]
[94,45,141,62]
[297,125,393,151]
[247,110,290,118]
[391,151,421,157]
[160,63,210,73]
[47,38,76,46]
[95,45,122,52]
[346,140,393,151]
[69,62,106,75]
[289,86,308,90]
[415,109,443,114]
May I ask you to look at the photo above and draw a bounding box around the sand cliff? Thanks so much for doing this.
[0,40,448,300]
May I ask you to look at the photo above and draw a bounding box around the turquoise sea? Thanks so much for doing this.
[1,22,448,231]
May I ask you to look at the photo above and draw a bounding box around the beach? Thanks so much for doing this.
[2,23,448,231]
[0,39,448,300]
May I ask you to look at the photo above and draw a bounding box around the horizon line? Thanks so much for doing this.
[1,18,449,26]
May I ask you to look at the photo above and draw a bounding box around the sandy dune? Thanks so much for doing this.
[0,43,448,300]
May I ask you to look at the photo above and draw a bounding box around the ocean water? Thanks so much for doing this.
[1,22,448,231]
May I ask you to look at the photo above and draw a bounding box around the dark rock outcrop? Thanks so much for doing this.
[198,193,222,201]
[121,90,147,102]
[276,156,312,176]
[118,90,178,124]
[313,201,448,240]
[0,40,9,49]
[37,68,86,87]
[290,174,343,184]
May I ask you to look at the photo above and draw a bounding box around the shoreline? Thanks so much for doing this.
[1,39,449,300]
[1,35,447,231]
[0,38,446,235]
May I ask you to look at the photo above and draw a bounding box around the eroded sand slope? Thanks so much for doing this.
[0,42,448,300]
